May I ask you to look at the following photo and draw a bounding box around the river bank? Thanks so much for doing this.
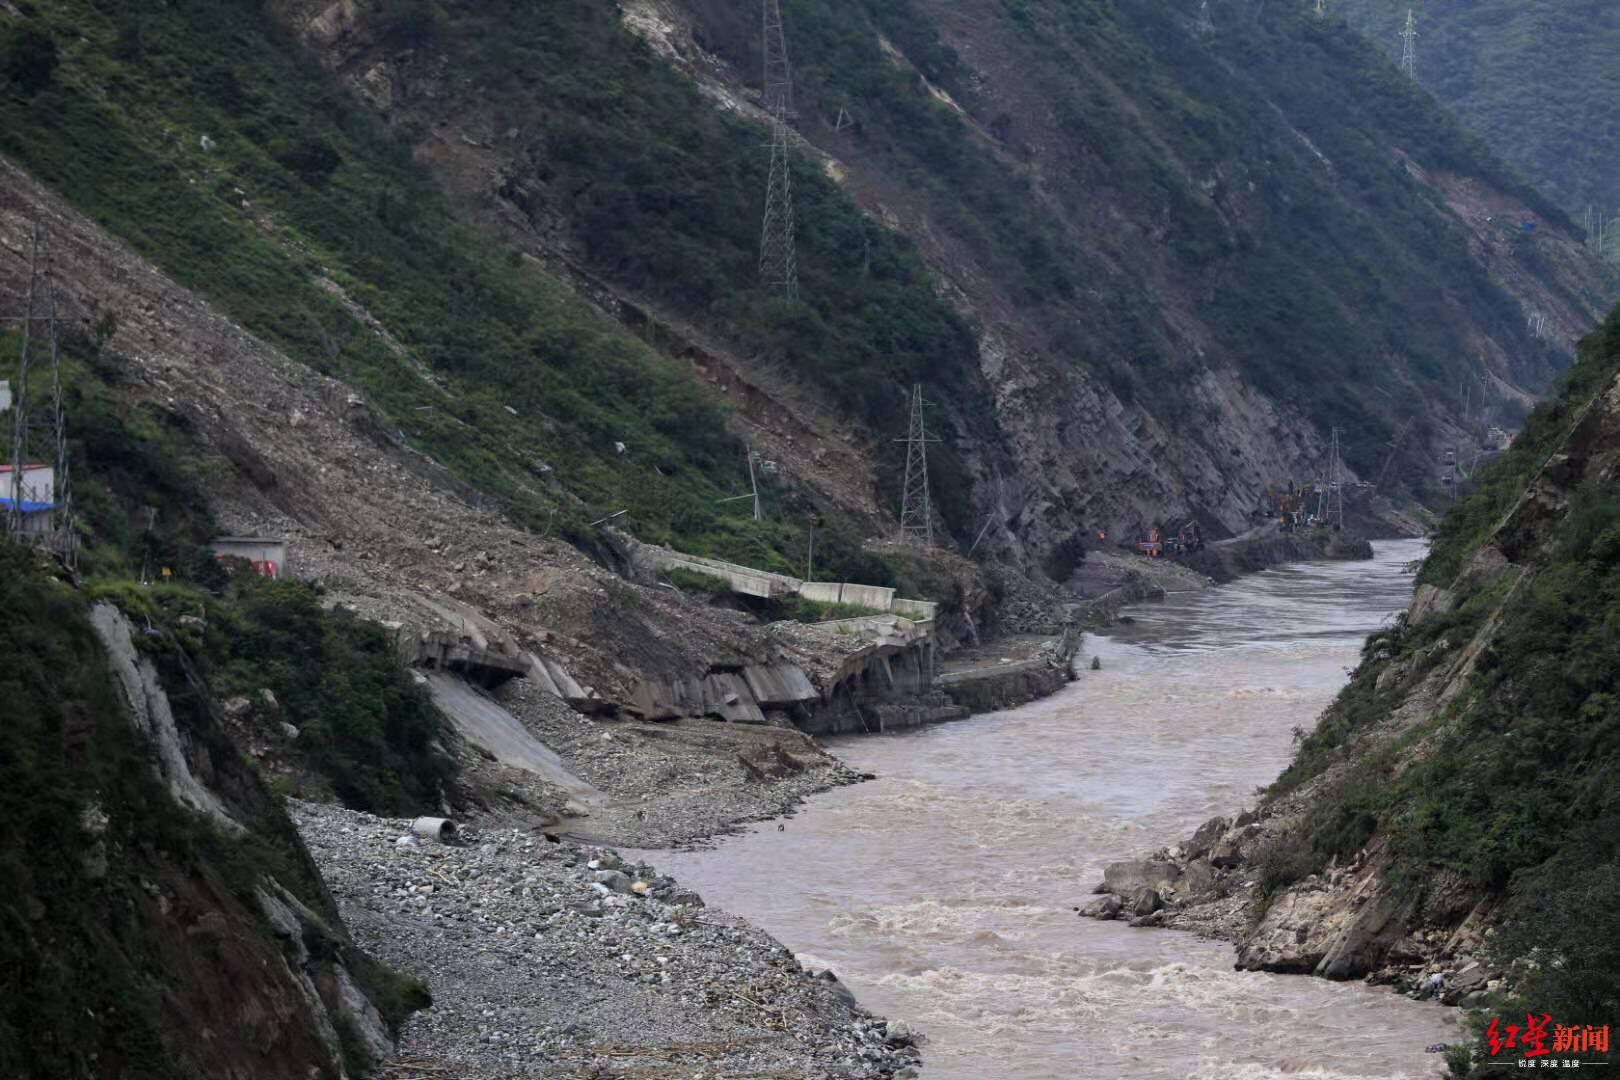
[324,541,1439,1078]
[643,538,1455,1079]
[294,800,921,1079]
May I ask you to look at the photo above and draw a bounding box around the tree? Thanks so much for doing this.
[2,26,57,95]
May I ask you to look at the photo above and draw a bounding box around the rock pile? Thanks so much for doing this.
[1078,805,1505,1001]
[293,801,920,1078]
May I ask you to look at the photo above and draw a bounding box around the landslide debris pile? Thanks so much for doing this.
[294,801,921,1079]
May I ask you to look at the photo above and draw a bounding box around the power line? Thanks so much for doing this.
[759,0,799,300]
[896,384,939,546]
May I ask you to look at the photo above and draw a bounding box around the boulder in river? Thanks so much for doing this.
[1079,894,1123,920]
[1101,859,1181,895]
[1126,886,1163,917]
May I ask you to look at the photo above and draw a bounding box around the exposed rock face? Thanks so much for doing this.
[1083,332,1620,1009]
[270,0,1613,576]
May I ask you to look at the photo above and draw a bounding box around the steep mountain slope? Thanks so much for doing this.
[1337,0,1620,224]
[0,556,420,1079]
[274,0,1612,563]
[1088,299,1620,1071]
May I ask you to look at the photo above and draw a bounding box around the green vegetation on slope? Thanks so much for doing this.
[4,336,453,814]
[0,0,914,570]
[0,544,426,1078]
[664,0,1569,477]
[1338,0,1620,224]
[1262,303,1620,1056]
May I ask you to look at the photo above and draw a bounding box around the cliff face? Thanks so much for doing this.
[272,0,1614,566]
[1085,300,1620,1033]
[0,556,410,1079]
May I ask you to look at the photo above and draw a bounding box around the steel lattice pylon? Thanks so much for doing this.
[5,224,74,565]
[7,229,39,540]
[897,384,938,546]
[759,0,799,300]
[1325,427,1344,531]
[1400,8,1418,79]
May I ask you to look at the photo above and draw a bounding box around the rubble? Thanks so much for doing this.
[293,800,920,1079]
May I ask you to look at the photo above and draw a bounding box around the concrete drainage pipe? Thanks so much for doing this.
[410,817,457,843]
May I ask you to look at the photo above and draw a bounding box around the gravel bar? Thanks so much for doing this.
[293,801,921,1078]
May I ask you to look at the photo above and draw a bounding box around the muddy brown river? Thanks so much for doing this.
[652,539,1455,1078]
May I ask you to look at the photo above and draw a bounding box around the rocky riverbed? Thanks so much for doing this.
[1077,798,1501,1011]
[292,800,920,1078]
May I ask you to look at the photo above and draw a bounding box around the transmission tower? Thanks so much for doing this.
[1196,0,1215,35]
[44,237,73,567]
[1375,417,1414,490]
[759,0,799,300]
[1399,9,1418,80]
[5,226,74,563]
[6,228,39,540]
[896,384,939,546]
[1327,427,1344,531]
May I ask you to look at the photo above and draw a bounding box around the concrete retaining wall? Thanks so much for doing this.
[798,582,846,605]
[890,597,939,621]
[839,583,896,611]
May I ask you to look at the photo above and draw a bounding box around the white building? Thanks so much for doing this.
[0,462,53,504]
[0,462,55,535]
[209,536,287,579]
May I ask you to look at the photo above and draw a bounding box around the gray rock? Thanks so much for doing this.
[1126,886,1162,917]
[1186,816,1229,860]
[1210,824,1262,869]
[593,869,632,893]
[1079,894,1123,920]
[1102,859,1181,895]
[1235,807,1260,828]
[1179,857,1217,897]
[1449,959,1487,992]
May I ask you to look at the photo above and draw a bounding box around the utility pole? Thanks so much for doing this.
[1196,0,1215,35]
[759,0,799,300]
[1399,8,1418,81]
[896,384,939,546]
